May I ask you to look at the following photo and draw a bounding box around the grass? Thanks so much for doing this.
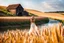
[0,18,49,31]
[0,23,64,43]
[0,18,49,26]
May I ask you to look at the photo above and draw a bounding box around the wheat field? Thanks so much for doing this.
[0,23,64,43]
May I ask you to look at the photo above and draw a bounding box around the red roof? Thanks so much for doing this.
[7,4,21,9]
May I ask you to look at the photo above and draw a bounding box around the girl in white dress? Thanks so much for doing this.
[29,16,40,36]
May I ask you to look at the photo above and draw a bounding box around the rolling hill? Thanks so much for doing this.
[0,6,7,11]
[0,5,64,20]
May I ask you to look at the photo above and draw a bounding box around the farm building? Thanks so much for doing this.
[7,4,29,16]
[22,11,29,16]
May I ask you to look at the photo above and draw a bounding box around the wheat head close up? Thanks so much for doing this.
[0,23,64,43]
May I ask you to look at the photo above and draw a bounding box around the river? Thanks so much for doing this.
[38,19,60,29]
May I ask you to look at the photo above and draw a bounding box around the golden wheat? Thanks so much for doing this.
[0,23,64,43]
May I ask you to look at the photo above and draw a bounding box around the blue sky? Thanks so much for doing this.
[0,0,64,12]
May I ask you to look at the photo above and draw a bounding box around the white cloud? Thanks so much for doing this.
[0,0,5,5]
[42,2,55,10]
[20,0,64,12]
[21,1,34,8]
[0,0,64,12]
[34,1,57,12]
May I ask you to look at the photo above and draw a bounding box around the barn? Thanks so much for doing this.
[7,4,26,16]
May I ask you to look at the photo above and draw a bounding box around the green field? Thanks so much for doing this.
[0,18,49,31]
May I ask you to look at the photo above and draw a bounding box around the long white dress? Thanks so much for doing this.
[29,23,39,36]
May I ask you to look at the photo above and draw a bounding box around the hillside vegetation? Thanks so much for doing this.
[0,6,12,16]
